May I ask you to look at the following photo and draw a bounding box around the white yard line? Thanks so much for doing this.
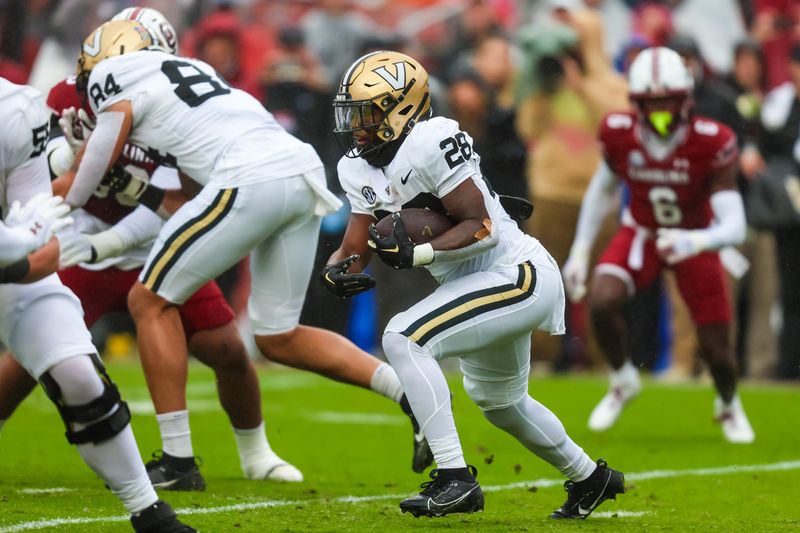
[1,459,798,532]
[302,411,406,425]
[16,488,74,495]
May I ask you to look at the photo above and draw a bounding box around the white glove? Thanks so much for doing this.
[58,229,124,269]
[58,107,95,154]
[57,231,94,268]
[655,228,709,264]
[562,246,590,302]
[5,193,73,250]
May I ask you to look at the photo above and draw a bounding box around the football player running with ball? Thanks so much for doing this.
[562,47,755,443]
[52,20,433,478]
[322,50,625,519]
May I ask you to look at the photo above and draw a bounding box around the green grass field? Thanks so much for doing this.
[0,361,798,532]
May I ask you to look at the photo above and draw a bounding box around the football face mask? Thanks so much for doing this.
[333,96,393,159]
[635,94,691,137]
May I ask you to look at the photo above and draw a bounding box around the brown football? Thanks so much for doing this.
[374,208,454,244]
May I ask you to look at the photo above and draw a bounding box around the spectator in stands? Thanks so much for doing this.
[754,45,800,379]
[448,35,527,200]
[300,0,377,87]
[670,0,747,74]
[670,35,746,143]
[191,9,263,100]
[720,39,778,378]
[751,0,800,90]
[515,3,628,369]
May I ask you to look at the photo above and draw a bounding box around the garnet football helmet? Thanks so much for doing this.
[76,20,153,93]
[333,50,431,165]
[628,47,694,137]
[112,7,179,55]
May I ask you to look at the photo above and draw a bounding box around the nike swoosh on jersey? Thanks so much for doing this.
[401,170,412,184]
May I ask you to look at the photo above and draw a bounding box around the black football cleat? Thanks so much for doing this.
[550,459,625,519]
[400,394,434,473]
[131,500,196,532]
[145,451,206,491]
[400,465,485,517]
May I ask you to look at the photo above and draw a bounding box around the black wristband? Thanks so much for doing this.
[138,184,166,214]
[0,257,30,283]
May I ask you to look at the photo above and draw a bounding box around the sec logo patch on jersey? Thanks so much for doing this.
[362,186,377,204]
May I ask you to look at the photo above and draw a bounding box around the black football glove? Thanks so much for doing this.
[102,164,147,199]
[320,255,376,299]
[367,213,415,270]
[102,164,134,192]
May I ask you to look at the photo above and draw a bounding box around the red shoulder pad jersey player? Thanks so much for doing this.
[561,46,754,444]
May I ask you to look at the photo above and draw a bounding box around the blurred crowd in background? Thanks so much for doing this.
[2,0,800,381]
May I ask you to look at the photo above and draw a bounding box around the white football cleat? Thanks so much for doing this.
[715,395,755,444]
[243,453,304,482]
[588,363,641,432]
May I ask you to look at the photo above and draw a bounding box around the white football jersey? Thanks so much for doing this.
[0,79,89,357]
[337,116,541,283]
[0,78,51,210]
[86,51,322,187]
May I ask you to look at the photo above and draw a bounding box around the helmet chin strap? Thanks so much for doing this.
[362,134,408,167]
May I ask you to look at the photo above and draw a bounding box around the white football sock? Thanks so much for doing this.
[383,332,466,469]
[611,360,639,388]
[233,422,272,472]
[483,395,596,481]
[156,410,193,458]
[49,356,157,514]
[369,362,404,403]
[234,422,303,481]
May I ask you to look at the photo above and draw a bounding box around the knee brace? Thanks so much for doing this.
[462,372,528,411]
[39,354,131,445]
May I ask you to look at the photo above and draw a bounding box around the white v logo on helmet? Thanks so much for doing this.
[83,29,103,57]
[373,62,406,90]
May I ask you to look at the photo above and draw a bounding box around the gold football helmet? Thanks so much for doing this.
[333,50,431,164]
[76,20,153,92]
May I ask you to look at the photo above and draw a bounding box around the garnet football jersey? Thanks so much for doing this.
[599,112,738,230]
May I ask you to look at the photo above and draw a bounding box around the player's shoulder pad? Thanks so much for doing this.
[408,116,460,147]
[691,115,733,140]
[336,154,368,188]
[599,112,635,137]
[405,116,463,169]
[87,51,162,112]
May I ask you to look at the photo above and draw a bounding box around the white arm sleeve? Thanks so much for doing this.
[65,111,127,208]
[0,223,38,266]
[111,204,163,251]
[570,160,620,254]
[704,190,746,249]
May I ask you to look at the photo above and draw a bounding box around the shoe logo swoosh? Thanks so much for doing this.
[577,471,613,516]
[401,170,412,185]
[426,485,478,511]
